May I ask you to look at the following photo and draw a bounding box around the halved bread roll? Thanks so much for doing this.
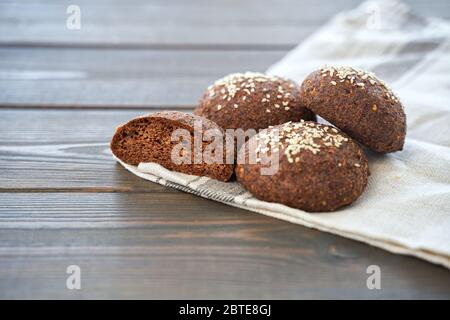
[111,111,234,181]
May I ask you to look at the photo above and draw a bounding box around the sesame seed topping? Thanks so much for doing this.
[320,66,401,103]
[208,72,281,100]
[330,81,337,86]
[354,163,361,167]
[255,121,349,163]
[266,109,271,113]
[208,72,301,112]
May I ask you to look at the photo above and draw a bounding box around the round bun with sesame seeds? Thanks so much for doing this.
[194,72,316,132]
[301,66,406,153]
[235,120,369,212]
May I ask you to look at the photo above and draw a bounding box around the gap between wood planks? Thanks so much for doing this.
[0,187,175,193]
[0,42,295,51]
[0,46,287,107]
[0,104,195,110]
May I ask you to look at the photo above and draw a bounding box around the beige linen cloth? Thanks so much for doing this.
[115,0,450,268]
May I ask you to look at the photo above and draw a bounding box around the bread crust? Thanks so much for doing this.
[236,121,369,212]
[195,72,316,131]
[301,66,406,153]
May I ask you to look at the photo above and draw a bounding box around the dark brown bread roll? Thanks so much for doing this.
[111,111,234,182]
[236,120,369,212]
[195,72,316,132]
[301,66,406,153]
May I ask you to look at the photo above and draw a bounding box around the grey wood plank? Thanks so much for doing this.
[0,192,449,299]
[0,48,285,107]
[0,108,187,191]
[0,0,362,48]
[1,0,448,48]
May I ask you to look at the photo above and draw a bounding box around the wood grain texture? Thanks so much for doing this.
[0,0,361,48]
[0,48,285,107]
[0,109,182,190]
[1,192,450,299]
[1,0,449,48]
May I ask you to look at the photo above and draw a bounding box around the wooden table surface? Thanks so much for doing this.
[1,0,450,299]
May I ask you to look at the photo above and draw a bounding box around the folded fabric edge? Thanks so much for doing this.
[113,155,450,270]
[233,201,450,270]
